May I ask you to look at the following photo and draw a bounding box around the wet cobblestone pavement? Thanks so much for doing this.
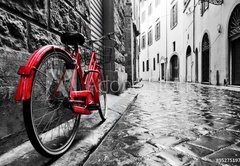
[84,82,240,166]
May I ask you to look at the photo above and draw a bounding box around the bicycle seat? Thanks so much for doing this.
[61,32,85,46]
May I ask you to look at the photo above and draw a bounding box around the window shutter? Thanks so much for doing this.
[176,2,178,25]
[155,24,157,40]
[170,8,173,28]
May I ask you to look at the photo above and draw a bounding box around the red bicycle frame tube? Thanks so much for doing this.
[70,50,100,104]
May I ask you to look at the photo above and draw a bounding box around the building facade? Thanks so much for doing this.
[194,0,240,86]
[139,0,240,86]
[139,0,167,82]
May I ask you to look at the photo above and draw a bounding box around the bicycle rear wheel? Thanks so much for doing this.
[23,50,80,157]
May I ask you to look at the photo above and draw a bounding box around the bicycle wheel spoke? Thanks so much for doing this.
[34,109,53,129]
[35,68,53,81]
[65,119,73,135]
[40,111,56,141]
[35,79,57,100]
[33,106,51,112]
[60,121,66,138]
[39,103,63,142]
[55,113,65,140]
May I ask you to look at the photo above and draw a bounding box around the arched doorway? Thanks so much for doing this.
[229,4,240,85]
[170,55,179,81]
[186,46,192,82]
[202,33,210,83]
[195,48,199,82]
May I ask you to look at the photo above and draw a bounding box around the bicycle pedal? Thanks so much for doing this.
[86,103,100,110]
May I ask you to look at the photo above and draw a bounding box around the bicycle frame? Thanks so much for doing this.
[15,45,101,115]
[68,48,101,114]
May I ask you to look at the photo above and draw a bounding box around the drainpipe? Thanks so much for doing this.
[131,20,134,86]
[165,0,168,81]
[193,0,196,82]
[138,0,140,80]
[159,54,161,81]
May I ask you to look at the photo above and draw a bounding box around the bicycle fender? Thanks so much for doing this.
[15,45,70,101]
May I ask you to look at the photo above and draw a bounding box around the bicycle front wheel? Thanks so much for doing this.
[98,73,107,121]
[23,50,80,157]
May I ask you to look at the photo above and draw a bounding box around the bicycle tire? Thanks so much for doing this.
[23,50,80,157]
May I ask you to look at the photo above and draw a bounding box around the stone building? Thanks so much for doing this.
[139,0,167,82]
[0,0,132,153]
[103,0,129,93]
[193,0,239,86]
[169,0,239,85]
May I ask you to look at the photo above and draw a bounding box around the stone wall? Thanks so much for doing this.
[0,0,91,154]
[103,0,131,94]
[124,2,133,86]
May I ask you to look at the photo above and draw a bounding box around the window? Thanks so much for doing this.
[155,21,160,41]
[201,0,209,16]
[143,61,145,72]
[146,60,149,71]
[153,58,156,71]
[161,63,165,80]
[157,53,160,63]
[148,29,153,46]
[141,34,146,49]
[148,3,152,15]
[170,2,178,29]
[173,41,176,51]
[142,11,146,22]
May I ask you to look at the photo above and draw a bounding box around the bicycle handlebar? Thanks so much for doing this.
[85,32,117,44]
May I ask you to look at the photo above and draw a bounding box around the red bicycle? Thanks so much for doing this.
[15,32,114,157]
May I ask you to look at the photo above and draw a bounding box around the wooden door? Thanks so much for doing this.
[232,38,240,85]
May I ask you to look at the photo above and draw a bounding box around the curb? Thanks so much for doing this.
[82,93,138,166]
[51,91,139,166]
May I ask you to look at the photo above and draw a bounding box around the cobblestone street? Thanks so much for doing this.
[84,82,240,166]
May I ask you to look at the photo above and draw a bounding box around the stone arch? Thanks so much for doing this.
[229,4,240,85]
[186,46,192,82]
[202,33,210,83]
[170,55,179,81]
[195,48,199,82]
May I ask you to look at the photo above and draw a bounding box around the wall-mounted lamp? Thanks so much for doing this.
[217,24,222,33]
[186,7,193,15]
